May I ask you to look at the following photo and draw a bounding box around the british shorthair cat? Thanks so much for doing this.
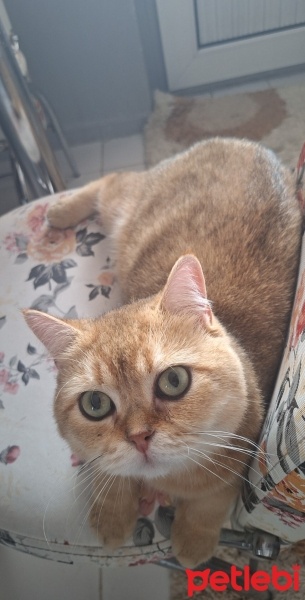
[24,138,302,567]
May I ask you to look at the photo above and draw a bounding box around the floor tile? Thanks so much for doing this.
[102,163,145,175]
[67,170,101,189]
[102,564,170,600]
[55,149,74,181]
[0,545,101,600]
[103,134,144,172]
[70,142,102,176]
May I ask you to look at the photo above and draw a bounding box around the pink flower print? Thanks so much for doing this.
[0,368,8,384]
[0,445,20,464]
[97,271,115,287]
[27,227,76,262]
[26,203,49,234]
[4,232,29,256]
[0,368,19,394]
[4,232,19,253]
[4,381,19,394]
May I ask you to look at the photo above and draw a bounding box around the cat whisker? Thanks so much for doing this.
[200,430,280,473]
[65,470,113,544]
[119,477,126,512]
[78,454,103,475]
[182,427,262,458]
[72,472,117,548]
[187,439,256,456]
[208,431,278,458]
[112,476,123,518]
[42,462,103,548]
[193,440,281,479]
[187,446,264,492]
[42,474,68,549]
[95,474,118,542]
[189,430,263,452]
[186,429,278,471]
[72,463,105,502]
[183,451,235,488]
[190,445,263,480]
[53,378,76,404]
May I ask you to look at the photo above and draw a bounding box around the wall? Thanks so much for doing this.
[5,0,163,144]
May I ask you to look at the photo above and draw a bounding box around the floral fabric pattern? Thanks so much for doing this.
[234,229,305,542]
[0,193,173,566]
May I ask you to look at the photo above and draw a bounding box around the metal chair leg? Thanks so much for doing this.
[34,91,80,179]
[9,151,28,204]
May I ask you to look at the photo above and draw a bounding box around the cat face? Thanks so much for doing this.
[24,256,249,481]
[57,305,248,480]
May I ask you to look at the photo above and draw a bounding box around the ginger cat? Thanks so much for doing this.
[24,138,302,567]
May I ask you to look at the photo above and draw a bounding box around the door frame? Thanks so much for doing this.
[156,0,305,91]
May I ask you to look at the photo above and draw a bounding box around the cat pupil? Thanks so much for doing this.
[169,371,179,388]
[91,392,101,410]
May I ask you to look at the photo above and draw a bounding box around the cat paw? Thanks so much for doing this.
[89,485,139,551]
[171,523,219,568]
[90,510,137,550]
[47,193,86,229]
[99,527,133,551]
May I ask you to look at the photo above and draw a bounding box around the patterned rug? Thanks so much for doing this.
[144,86,305,170]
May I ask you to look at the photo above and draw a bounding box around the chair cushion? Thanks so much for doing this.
[0,193,171,565]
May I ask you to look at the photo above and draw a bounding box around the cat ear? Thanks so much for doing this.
[23,309,79,358]
[160,255,212,326]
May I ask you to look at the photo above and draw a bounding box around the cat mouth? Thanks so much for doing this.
[141,452,154,466]
[136,450,160,472]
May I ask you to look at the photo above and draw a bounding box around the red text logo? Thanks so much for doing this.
[186,564,300,595]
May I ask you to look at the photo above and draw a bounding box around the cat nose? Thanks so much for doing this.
[128,430,155,454]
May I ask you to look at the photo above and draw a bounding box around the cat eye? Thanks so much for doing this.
[155,366,191,400]
[78,391,115,420]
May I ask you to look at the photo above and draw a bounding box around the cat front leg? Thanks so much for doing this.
[47,171,143,231]
[171,490,236,568]
[47,179,103,229]
[89,474,141,550]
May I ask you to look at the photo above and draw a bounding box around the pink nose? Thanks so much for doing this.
[128,430,155,454]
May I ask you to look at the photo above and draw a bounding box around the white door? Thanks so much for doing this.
[156,0,305,91]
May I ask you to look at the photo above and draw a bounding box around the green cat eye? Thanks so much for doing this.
[79,391,114,420]
[155,366,191,400]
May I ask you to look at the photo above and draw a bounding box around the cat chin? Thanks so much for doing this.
[100,454,184,480]
[121,464,170,480]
